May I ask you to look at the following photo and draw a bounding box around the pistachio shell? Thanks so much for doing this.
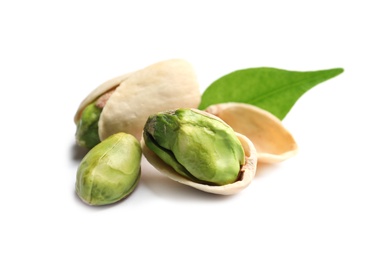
[74,59,201,141]
[141,132,257,195]
[74,72,133,124]
[205,103,298,163]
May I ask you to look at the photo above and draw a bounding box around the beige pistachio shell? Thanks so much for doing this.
[74,59,201,141]
[205,103,298,163]
[74,72,133,124]
[141,132,257,195]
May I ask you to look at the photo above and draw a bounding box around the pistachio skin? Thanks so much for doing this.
[75,132,142,206]
[143,109,245,186]
[75,102,102,149]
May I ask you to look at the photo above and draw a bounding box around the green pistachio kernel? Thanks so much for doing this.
[75,102,102,149]
[143,108,245,186]
[75,132,142,206]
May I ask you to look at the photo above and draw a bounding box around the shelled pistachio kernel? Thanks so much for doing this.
[75,132,142,206]
[143,108,245,186]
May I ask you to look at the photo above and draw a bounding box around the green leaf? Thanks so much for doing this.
[198,67,344,120]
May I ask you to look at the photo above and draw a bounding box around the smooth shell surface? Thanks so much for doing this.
[141,132,257,195]
[205,103,298,163]
[74,59,201,141]
[74,73,133,124]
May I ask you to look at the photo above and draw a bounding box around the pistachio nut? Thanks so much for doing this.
[75,101,102,149]
[142,108,258,194]
[75,132,142,206]
[74,59,201,148]
[205,102,298,163]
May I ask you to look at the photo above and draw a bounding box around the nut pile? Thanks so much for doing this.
[74,59,297,206]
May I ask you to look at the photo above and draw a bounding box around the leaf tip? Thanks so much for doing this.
[338,67,344,73]
[332,67,344,76]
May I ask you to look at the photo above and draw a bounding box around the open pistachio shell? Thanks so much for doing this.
[74,73,133,124]
[205,103,298,163]
[141,132,257,195]
[74,59,201,141]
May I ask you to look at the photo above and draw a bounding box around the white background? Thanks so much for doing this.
[1,1,368,259]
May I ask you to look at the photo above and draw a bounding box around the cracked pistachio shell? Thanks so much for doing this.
[205,103,298,163]
[75,132,142,206]
[141,109,257,195]
[74,59,201,141]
